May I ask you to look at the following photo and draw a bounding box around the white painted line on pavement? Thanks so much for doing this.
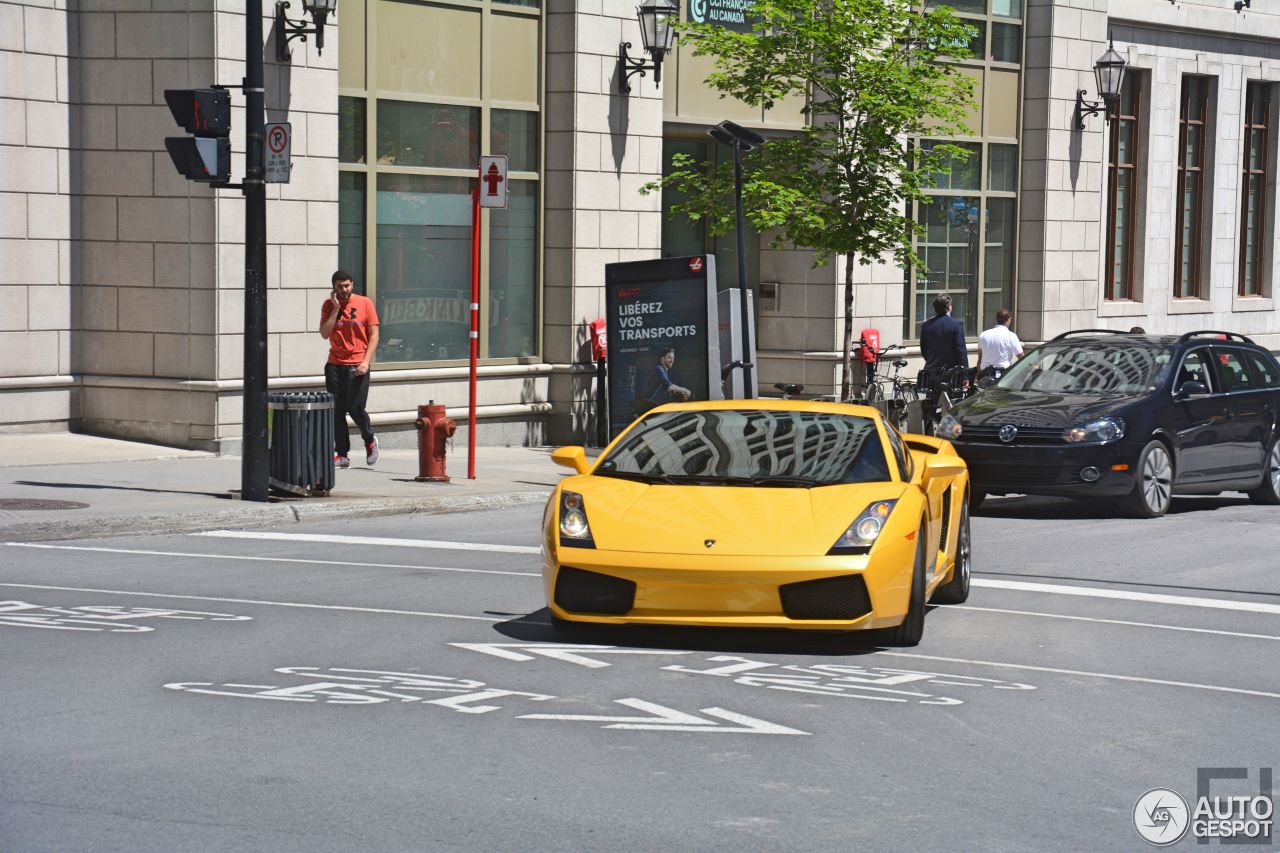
[193,530,542,554]
[879,652,1280,700]
[973,578,1280,615]
[953,605,1280,642]
[4,542,540,578]
[0,583,503,622]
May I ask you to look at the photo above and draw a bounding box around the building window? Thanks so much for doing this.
[338,0,541,366]
[910,141,1018,336]
[1106,73,1141,301]
[1240,82,1271,298]
[1175,76,1211,299]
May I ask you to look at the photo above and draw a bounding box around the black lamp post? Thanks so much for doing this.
[618,0,678,94]
[708,120,767,399]
[1076,42,1127,129]
[276,0,338,62]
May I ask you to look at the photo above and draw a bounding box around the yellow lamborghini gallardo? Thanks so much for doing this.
[541,400,972,646]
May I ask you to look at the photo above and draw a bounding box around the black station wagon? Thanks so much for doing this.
[939,330,1280,517]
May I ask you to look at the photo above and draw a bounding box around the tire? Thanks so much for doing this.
[968,490,986,512]
[1123,440,1174,518]
[1247,439,1280,505]
[884,523,927,646]
[933,499,971,604]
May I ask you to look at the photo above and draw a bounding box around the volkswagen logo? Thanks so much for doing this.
[998,424,1018,443]
[704,539,716,548]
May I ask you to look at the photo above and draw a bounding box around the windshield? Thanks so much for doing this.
[598,409,892,486]
[996,342,1172,395]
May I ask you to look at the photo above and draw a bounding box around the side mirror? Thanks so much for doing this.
[1176,381,1209,399]
[551,446,591,475]
[921,456,966,483]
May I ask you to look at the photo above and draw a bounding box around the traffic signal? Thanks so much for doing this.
[164,88,231,183]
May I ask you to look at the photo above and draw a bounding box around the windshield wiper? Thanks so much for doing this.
[595,470,680,485]
[748,475,823,487]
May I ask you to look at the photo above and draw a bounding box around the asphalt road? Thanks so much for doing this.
[2,495,1278,852]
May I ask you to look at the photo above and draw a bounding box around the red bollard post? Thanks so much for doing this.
[414,401,456,482]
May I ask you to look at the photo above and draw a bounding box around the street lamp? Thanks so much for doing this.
[275,0,338,62]
[1076,42,1127,129]
[707,120,767,400]
[618,0,678,94]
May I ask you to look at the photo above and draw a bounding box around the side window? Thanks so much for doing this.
[1244,351,1280,387]
[1175,350,1215,394]
[883,423,914,482]
[1215,349,1257,392]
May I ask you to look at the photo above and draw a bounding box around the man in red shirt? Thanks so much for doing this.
[319,270,380,468]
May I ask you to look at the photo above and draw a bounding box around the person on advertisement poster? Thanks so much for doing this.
[649,348,692,403]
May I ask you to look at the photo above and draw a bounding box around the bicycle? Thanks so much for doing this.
[879,357,920,433]
[844,339,907,404]
[918,364,976,435]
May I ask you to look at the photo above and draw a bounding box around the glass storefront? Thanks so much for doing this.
[338,0,541,365]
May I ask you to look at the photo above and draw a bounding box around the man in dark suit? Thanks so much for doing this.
[920,294,968,372]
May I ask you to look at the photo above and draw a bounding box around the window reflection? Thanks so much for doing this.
[488,181,538,358]
[376,100,479,168]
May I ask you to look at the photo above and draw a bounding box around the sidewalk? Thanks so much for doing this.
[0,433,567,543]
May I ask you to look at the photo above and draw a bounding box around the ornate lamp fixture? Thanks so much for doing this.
[618,0,679,94]
[1076,43,1127,129]
[275,0,338,63]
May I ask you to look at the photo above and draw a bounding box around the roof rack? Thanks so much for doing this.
[1048,329,1133,342]
[1176,330,1256,344]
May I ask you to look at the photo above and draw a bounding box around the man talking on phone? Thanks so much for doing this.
[319,269,380,468]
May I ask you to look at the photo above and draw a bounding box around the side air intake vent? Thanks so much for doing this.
[554,566,636,615]
[779,574,872,620]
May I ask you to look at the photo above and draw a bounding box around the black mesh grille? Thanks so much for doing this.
[939,488,952,551]
[554,566,636,615]
[779,574,873,620]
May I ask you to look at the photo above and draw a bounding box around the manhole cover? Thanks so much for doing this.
[0,498,90,511]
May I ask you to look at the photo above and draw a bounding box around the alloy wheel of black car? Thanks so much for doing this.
[1247,440,1280,505]
[885,522,927,647]
[1125,440,1174,518]
[933,499,971,604]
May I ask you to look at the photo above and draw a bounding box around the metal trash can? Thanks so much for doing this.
[267,391,335,496]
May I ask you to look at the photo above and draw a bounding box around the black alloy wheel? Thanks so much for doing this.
[884,522,927,647]
[1247,439,1280,505]
[1123,440,1174,518]
[933,498,971,604]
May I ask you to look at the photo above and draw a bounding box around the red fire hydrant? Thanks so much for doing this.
[414,401,456,482]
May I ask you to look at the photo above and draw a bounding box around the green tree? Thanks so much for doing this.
[645,0,978,401]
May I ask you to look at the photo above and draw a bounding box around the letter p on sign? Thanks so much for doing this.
[479,155,508,209]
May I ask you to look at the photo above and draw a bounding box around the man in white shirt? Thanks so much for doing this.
[976,308,1023,377]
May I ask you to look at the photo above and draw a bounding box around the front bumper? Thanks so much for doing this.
[542,535,918,631]
[953,439,1138,498]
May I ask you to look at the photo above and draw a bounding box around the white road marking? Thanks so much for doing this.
[449,642,691,668]
[4,542,539,578]
[193,530,542,554]
[953,605,1280,642]
[0,583,502,622]
[972,578,1280,616]
[518,698,810,735]
[879,652,1280,700]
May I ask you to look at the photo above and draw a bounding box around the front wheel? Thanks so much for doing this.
[1247,439,1280,505]
[883,523,927,646]
[932,500,971,604]
[1123,440,1174,518]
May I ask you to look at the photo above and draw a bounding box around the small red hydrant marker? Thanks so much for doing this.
[414,401,456,482]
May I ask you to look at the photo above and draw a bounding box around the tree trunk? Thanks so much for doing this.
[840,251,856,402]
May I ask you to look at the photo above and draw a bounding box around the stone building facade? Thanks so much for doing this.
[1,0,1277,451]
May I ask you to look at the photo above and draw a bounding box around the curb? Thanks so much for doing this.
[0,490,551,543]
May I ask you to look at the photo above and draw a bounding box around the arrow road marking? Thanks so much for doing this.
[450,642,691,669]
[519,698,809,735]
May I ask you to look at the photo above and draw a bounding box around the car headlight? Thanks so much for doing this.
[1063,417,1125,444]
[934,413,963,440]
[558,491,595,548]
[828,500,898,555]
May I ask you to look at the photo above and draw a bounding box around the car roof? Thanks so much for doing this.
[1043,331,1267,352]
[649,399,883,418]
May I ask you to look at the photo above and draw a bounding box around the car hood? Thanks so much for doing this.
[561,477,907,557]
[953,389,1137,428]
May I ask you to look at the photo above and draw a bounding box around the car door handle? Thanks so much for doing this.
[1219,408,1233,421]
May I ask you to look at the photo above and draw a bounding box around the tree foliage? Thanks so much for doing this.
[644,0,979,399]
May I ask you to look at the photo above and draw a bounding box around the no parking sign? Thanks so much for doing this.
[264,122,291,183]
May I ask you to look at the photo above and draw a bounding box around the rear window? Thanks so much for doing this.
[598,409,892,486]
